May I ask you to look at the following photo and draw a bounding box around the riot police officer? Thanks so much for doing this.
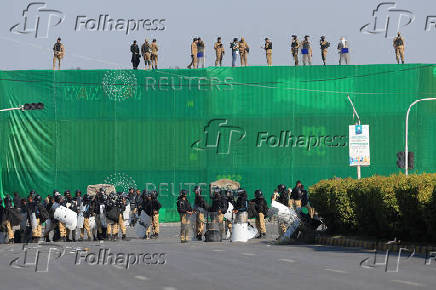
[176,190,192,243]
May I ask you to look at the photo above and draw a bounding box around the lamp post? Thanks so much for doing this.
[405,98,436,175]
[347,95,361,179]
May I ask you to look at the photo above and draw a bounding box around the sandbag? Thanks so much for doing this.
[123,203,130,221]
[247,223,258,240]
[231,223,249,242]
[53,206,77,230]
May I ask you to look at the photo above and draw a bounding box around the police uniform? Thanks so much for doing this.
[176,191,192,243]
[145,192,161,239]
[193,188,207,240]
[291,183,304,209]
[80,194,94,241]
[251,190,268,238]
[188,39,198,69]
[2,196,15,243]
[239,38,249,66]
[291,36,300,66]
[301,37,312,66]
[53,39,65,70]
[264,39,272,66]
[214,39,225,66]
[320,37,330,65]
[141,41,152,70]
[393,33,405,64]
[276,185,290,237]
[151,40,159,69]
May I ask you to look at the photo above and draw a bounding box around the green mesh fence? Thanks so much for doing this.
[1,64,436,222]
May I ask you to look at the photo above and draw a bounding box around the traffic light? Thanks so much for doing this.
[396,151,414,169]
[22,103,44,111]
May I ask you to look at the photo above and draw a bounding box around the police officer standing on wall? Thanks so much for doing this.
[214,37,225,66]
[239,37,249,66]
[301,35,312,65]
[130,40,141,70]
[53,37,65,70]
[151,39,159,69]
[393,32,405,64]
[320,36,330,65]
[262,38,273,66]
[177,190,192,243]
[141,39,152,70]
[291,35,300,66]
[188,38,198,69]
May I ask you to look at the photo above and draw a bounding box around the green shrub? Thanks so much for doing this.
[310,173,436,242]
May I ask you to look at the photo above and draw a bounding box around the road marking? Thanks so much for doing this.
[324,268,347,274]
[279,259,296,263]
[392,280,426,287]
[162,287,177,290]
[241,253,256,256]
[212,249,224,252]
[112,265,124,270]
[134,275,149,281]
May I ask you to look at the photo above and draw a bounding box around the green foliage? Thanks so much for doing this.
[310,173,436,242]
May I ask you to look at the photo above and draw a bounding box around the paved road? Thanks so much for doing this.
[0,223,434,290]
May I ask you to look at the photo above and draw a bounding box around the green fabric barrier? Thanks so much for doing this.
[0,64,435,222]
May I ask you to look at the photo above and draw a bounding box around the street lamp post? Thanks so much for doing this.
[347,95,362,179]
[405,98,436,175]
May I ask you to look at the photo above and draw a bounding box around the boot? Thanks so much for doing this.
[8,238,14,244]
[45,236,51,243]
[154,233,159,239]
[122,234,127,241]
[145,233,150,240]
[88,236,92,241]
[112,234,118,242]
[78,237,84,242]
[60,237,66,242]
[196,234,202,241]
[262,233,266,238]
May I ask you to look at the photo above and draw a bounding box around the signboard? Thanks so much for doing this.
[349,125,370,166]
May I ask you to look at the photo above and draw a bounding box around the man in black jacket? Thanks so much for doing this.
[79,194,94,241]
[251,190,268,238]
[193,186,208,241]
[130,40,140,69]
[177,190,192,243]
[145,191,161,239]
[291,181,303,209]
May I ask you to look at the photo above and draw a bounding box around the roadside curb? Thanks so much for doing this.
[315,235,435,255]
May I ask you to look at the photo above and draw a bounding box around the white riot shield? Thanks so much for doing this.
[30,212,38,230]
[77,213,84,229]
[223,202,234,221]
[54,206,78,230]
[99,205,107,227]
[89,216,96,231]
